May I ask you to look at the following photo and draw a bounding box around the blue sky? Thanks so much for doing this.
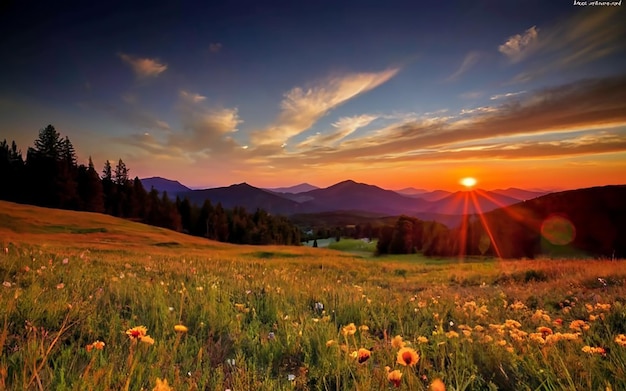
[1,0,625,190]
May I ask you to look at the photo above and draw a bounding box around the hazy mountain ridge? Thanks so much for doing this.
[142,177,553,222]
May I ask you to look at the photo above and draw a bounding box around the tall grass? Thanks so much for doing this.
[1,202,625,390]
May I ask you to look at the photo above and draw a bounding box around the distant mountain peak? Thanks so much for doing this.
[140,177,191,194]
[265,183,319,194]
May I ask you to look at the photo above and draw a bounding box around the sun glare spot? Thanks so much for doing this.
[460,177,477,188]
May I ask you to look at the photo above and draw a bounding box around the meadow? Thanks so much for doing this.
[1,201,625,390]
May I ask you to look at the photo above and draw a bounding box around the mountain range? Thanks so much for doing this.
[140,177,550,225]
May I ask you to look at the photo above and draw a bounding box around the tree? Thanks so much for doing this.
[77,156,104,212]
[114,159,129,186]
[33,124,63,160]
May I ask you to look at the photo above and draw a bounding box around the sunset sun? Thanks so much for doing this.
[460,177,477,188]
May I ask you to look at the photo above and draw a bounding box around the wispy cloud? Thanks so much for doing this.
[296,114,378,148]
[179,90,207,103]
[250,68,400,146]
[499,26,539,63]
[446,51,481,81]
[510,9,625,83]
[118,53,168,78]
[122,92,242,160]
[490,91,526,100]
[264,74,626,168]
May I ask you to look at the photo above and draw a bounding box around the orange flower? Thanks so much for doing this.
[431,378,446,391]
[126,326,148,340]
[615,334,626,347]
[141,335,155,345]
[153,377,172,391]
[397,347,419,366]
[86,340,105,352]
[537,326,553,337]
[387,369,402,388]
[356,348,371,363]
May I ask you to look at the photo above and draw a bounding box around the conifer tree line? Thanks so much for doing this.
[0,125,301,245]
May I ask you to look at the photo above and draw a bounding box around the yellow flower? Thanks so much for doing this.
[141,335,155,345]
[615,334,626,347]
[153,377,172,391]
[417,336,429,344]
[359,324,369,332]
[387,369,402,388]
[569,320,590,332]
[431,378,446,391]
[445,330,459,339]
[342,323,357,336]
[174,324,188,333]
[356,348,371,363]
[396,347,419,366]
[126,326,148,340]
[391,335,405,349]
[326,339,336,347]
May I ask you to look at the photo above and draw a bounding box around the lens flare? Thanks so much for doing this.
[541,215,576,245]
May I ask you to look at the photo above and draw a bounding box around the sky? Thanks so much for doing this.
[1,0,625,191]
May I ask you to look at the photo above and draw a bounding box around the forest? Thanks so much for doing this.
[0,125,301,246]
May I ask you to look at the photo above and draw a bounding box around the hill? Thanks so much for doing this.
[179,183,306,214]
[0,200,222,251]
[476,185,626,258]
[140,176,191,195]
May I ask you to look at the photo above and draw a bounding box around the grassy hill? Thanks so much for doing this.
[1,201,625,390]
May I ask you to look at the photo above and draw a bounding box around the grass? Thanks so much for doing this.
[1,200,626,390]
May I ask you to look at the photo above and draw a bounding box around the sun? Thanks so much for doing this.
[460,177,477,188]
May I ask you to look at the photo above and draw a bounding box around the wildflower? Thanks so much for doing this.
[387,369,402,387]
[359,324,369,332]
[126,326,148,340]
[86,340,105,352]
[326,339,336,347]
[56,283,65,289]
[615,334,626,347]
[397,347,419,366]
[529,333,546,344]
[2,281,11,288]
[582,346,606,355]
[287,374,296,381]
[431,378,446,391]
[537,326,553,337]
[342,323,357,336]
[569,320,590,332]
[445,330,459,339]
[391,335,405,349]
[153,377,172,391]
[356,348,371,363]
[174,324,188,333]
[141,335,155,345]
[62,258,69,264]
[417,336,429,344]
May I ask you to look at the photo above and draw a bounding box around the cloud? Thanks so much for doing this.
[118,53,168,78]
[262,74,626,169]
[509,9,626,82]
[209,43,223,53]
[499,26,539,62]
[446,51,481,81]
[121,92,243,161]
[296,114,378,148]
[250,68,399,145]
[490,91,526,100]
[179,90,207,103]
